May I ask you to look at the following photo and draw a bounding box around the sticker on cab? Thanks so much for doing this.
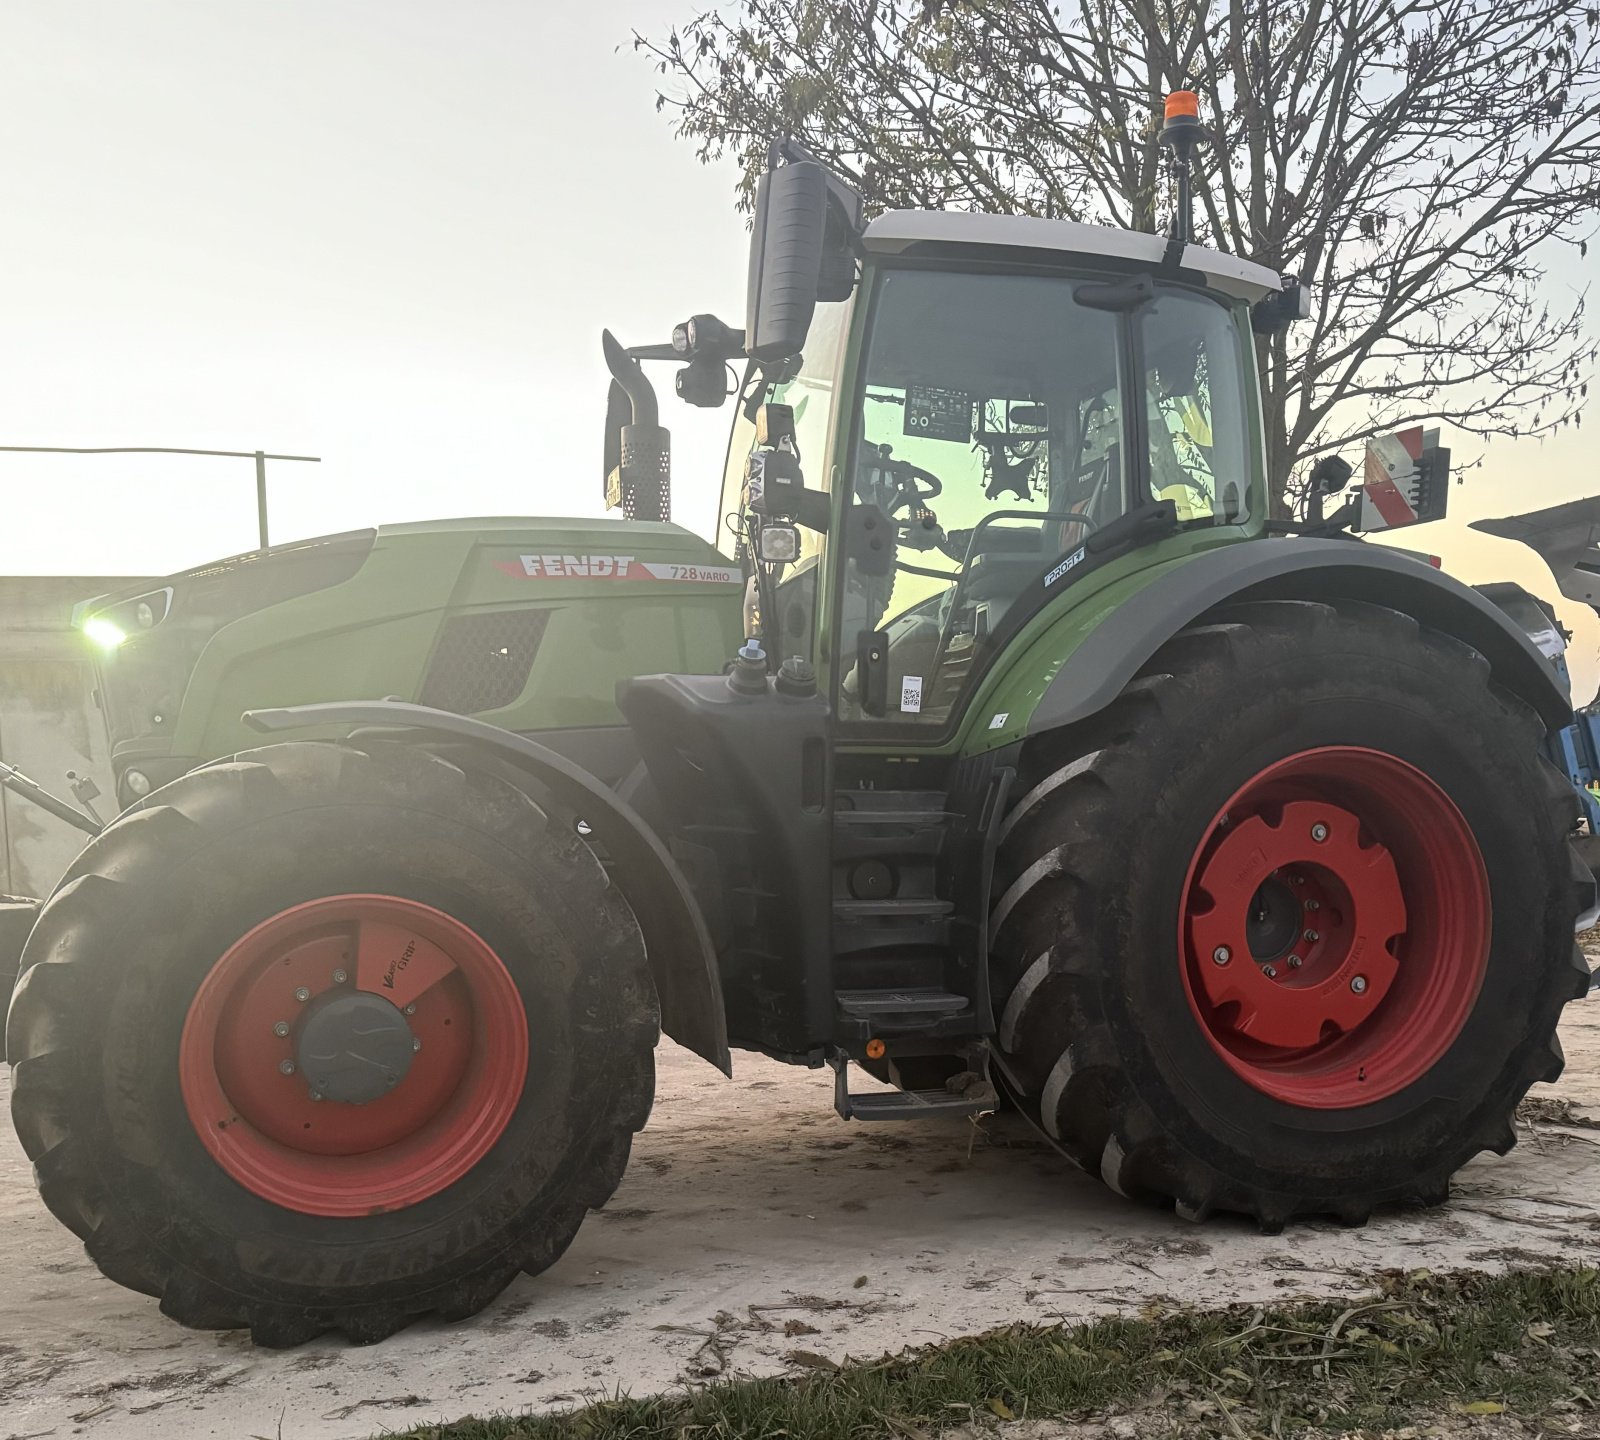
[1043,546,1087,588]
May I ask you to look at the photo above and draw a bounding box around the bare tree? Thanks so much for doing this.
[640,1,1599,512]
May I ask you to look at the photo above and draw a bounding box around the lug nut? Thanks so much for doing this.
[1212,946,1232,965]
[412,1037,422,1052]
[1310,822,1329,843]
[308,1090,323,1102]
[1350,974,1368,994]
[332,968,348,984]
[1305,899,1320,911]
[403,1003,416,1015]
[1263,965,1278,979]
[1287,955,1303,969]
[1304,929,1320,943]
[279,1059,296,1075]
[294,986,311,1003]
[272,1020,289,1038]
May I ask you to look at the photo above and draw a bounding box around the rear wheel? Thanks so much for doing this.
[7,741,657,1343]
[991,598,1591,1226]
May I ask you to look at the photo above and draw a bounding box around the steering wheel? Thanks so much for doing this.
[882,460,943,517]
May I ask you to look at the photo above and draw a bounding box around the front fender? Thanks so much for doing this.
[243,700,731,1074]
[1024,538,1570,738]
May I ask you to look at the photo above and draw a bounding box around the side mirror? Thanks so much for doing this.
[1304,454,1354,527]
[746,156,862,363]
[1252,274,1313,334]
[1309,455,1354,495]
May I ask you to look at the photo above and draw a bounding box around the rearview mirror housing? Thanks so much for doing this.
[1252,274,1313,334]
[746,157,862,363]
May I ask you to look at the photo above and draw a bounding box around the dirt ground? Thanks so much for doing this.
[2,979,1597,1440]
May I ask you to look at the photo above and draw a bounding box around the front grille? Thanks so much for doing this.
[418,608,550,715]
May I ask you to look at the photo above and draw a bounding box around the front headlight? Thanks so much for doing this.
[82,615,129,650]
[79,587,173,649]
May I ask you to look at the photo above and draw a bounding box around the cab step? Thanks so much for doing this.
[836,987,968,1018]
[829,1056,997,1121]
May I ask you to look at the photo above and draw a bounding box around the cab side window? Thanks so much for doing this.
[1139,288,1251,524]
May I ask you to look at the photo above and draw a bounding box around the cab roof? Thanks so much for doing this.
[861,211,1282,303]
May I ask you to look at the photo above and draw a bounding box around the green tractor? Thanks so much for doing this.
[5,102,1593,1346]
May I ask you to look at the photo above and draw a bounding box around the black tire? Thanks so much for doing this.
[0,894,40,1063]
[990,598,1591,1228]
[6,741,657,1344]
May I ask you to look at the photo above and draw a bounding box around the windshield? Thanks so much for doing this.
[836,268,1253,728]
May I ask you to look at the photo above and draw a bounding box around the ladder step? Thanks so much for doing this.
[836,988,968,1017]
[833,898,954,920]
[834,809,951,827]
[840,1089,995,1120]
[830,1059,997,1121]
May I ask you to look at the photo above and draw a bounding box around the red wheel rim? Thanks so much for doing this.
[1179,747,1489,1108]
[179,894,528,1216]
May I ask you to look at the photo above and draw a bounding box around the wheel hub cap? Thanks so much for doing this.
[296,990,416,1104]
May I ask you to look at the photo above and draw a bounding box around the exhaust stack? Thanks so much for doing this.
[601,329,671,523]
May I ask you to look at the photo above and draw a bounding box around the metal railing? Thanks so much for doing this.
[0,446,321,554]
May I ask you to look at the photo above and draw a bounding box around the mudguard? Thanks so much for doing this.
[1027,538,1571,737]
[244,700,731,1074]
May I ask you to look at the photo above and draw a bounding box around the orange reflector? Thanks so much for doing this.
[865,1038,886,1059]
[1165,90,1200,120]
[1427,555,1443,568]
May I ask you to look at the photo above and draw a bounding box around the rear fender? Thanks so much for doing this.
[244,701,731,1074]
[1025,539,1571,738]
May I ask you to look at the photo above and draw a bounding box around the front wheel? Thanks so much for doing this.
[990,598,1591,1227]
[7,741,657,1344]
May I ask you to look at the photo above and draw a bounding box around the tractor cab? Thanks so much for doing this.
[717,211,1278,734]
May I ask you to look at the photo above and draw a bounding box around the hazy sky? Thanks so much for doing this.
[1,2,1597,684]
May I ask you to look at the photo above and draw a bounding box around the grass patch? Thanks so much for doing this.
[392,1266,1600,1439]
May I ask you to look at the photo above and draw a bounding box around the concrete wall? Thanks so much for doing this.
[0,577,149,897]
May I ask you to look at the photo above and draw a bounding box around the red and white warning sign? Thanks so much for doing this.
[1359,426,1447,532]
[495,553,739,584]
